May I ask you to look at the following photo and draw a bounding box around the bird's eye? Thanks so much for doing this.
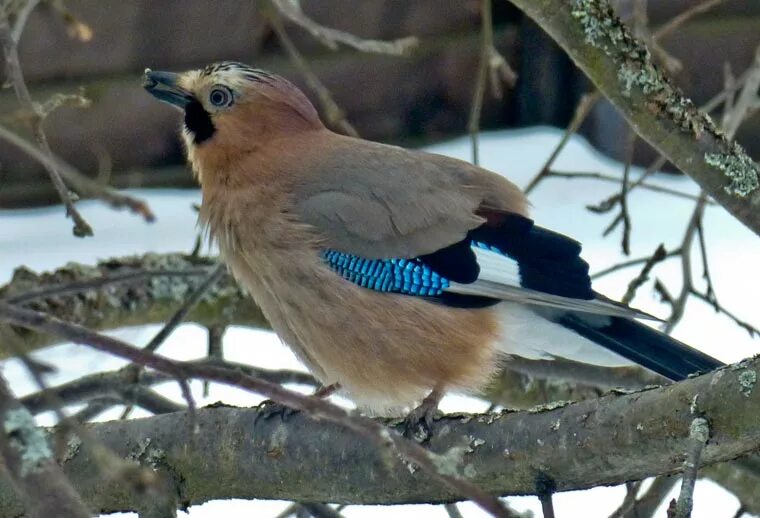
[208,86,233,108]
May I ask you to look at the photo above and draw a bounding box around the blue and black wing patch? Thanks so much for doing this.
[322,212,594,308]
[321,251,451,297]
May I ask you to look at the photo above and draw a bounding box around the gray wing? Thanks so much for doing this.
[292,136,650,320]
[293,140,508,259]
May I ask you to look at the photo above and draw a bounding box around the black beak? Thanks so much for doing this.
[143,69,193,109]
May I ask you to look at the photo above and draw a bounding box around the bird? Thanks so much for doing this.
[143,61,723,435]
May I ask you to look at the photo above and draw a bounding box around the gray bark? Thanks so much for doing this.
[0,357,758,515]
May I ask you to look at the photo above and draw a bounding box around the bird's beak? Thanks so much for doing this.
[143,68,194,109]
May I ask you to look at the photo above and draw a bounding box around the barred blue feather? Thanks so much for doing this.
[322,241,502,297]
[322,250,451,296]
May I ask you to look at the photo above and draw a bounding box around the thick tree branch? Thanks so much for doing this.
[0,254,264,357]
[0,355,757,515]
[506,0,760,236]
[0,374,90,518]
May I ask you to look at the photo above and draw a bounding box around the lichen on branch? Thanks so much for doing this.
[508,0,760,234]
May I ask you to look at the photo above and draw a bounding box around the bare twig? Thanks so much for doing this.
[144,265,226,353]
[9,0,40,43]
[444,503,465,518]
[722,45,760,139]
[0,18,92,236]
[663,192,707,333]
[0,123,155,223]
[264,1,358,137]
[617,130,636,254]
[524,91,601,194]
[7,268,210,304]
[608,481,641,518]
[621,244,668,305]
[469,0,493,166]
[620,476,680,518]
[653,0,727,42]
[674,418,710,518]
[123,265,225,428]
[468,0,517,165]
[536,473,556,518]
[21,359,316,416]
[204,324,226,397]
[592,247,680,279]
[545,170,708,202]
[300,503,345,518]
[270,0,417,55]
[688,290,759,337]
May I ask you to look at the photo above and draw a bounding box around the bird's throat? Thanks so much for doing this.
[184,100,216,144]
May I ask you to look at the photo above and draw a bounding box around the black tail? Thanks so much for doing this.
[558,313,724,381]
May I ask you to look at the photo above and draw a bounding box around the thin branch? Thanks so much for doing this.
[0,122,155,223]
[0,18,91,236]
[524,91,601,194]
[688,290,759,337]
[592,247,680,279]
[144,265,226,353]
[621,243,668,305]
[468,0,517,165]
[264,1,358,137]
[722,45,760,140]
[20,360,315,416]
[545,170,708,202]
[203,324,226,397]
[469,0,493,166]
[7,268,210,305]
[270,0,417,55]
[608,481,641,518]
[445,503,465,518]
[536,475,556,518]
[619,476,680,518]
[9,0,40,43]
[617,130,636,255]
[653,0,727,42]
[299,503,345,518]
[673,418,710,518]
[663,193,707,333]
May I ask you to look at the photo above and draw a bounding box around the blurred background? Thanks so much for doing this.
[1,0,759,208]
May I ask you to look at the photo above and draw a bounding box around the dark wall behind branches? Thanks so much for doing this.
[0,0,758,208]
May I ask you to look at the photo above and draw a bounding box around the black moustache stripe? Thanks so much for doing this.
[184,100,216,144]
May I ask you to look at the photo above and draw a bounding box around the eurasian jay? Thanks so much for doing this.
[143,62,722,431]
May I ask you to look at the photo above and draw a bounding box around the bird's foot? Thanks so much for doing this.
[254,383,341,426]
[402,389,443,442]
[254,399,299,424]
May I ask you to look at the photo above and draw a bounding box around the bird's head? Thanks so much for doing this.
[143,62,322,176]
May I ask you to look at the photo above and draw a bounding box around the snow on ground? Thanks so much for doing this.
[1,127,757,517]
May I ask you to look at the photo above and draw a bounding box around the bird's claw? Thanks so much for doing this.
[254,399,299,425]
[401,404,440,443]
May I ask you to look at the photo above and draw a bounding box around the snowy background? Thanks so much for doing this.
[1,128,757,517]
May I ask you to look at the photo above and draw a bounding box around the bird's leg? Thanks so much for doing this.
[402,387,444,442]
[255,382,341,423]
